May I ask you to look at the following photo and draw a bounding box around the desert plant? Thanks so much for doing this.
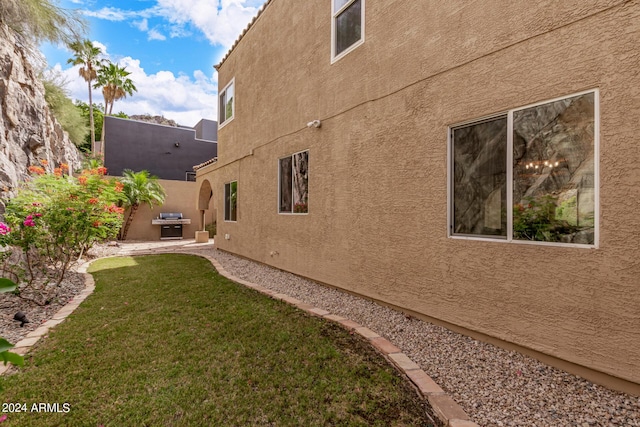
[0,0,85,45]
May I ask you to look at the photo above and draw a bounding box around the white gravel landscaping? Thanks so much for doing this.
[206,248,640,427]
[3,241,638,427]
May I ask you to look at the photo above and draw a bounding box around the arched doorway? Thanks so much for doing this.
[197,178,214,232]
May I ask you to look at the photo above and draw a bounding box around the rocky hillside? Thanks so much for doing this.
[129,114,178,127]
[0,23,83,209]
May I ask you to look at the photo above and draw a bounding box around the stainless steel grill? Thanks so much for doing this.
[152,213,191,240]
[159,212,183,220]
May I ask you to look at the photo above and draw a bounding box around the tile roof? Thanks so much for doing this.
[193,157,218,171]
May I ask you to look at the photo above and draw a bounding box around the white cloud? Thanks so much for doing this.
[168,25,191,39]
[92,40,109,57]
[82,1,266,48]
[132,18,149,32]
[83,7,132,21]
[147,28,166,41]
[155,0,263,47]
[51,55,218,127]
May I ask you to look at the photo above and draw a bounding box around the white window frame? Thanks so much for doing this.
[218,78,235,129]
[278,150,309,215]
[224,180,238,222]
[331,0,365,64]
[447,89,600,248]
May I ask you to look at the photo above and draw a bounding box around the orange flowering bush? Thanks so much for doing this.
[27,166,45,175]
[0,165,125,303]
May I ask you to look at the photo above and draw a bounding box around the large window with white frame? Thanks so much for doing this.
[332,0,364,62]
[449,90,598,246]
[218,78,234,127]
[224,181,237,221]
[279,150,309,214]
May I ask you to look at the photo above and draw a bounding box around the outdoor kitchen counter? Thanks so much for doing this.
[152,213,191,240]
[151,219,192,225]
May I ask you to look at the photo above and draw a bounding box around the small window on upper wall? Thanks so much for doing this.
[279,150,309,214]
[332,0,364,62]
[224,181,237,221]
[218,79,234,127]
[449,90,598,247]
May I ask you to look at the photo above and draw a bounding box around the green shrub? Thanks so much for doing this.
[1,164,124,304]
[205,221,216,237]
[75,101,104,153]
[43,75,88,146]
[513,195,580,242]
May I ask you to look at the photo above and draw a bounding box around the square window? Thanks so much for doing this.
[224,181,237,221]
[332,0,364,61]
[219,79,235,127]
[449,91,598,246]
[279,151,309,214]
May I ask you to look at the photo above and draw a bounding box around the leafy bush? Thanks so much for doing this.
[75,101,104,153]
[0,164,124,304]
[42,75,88,146]
[205,221,216,238]
[513,195,579,242]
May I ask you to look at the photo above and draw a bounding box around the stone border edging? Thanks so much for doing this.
[197,252,480,427]
[0,261,95,376]
[0,248,481,427]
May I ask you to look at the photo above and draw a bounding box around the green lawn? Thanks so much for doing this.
[0,254,432,426]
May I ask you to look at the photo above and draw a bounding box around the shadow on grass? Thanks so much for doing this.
[0,254,433,426]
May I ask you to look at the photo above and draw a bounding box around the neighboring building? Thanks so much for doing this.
[104,116,218,181]
[196,0,640,393]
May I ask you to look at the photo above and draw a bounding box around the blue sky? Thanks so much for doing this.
[42,0,268,127]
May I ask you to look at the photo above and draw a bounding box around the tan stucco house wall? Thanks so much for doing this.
[197,0,640,393]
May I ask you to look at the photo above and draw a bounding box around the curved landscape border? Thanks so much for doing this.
[0,250,479,427]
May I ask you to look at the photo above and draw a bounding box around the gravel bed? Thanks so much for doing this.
[0,243,116,346]
[204,248,640,427]
[0,271,85,345]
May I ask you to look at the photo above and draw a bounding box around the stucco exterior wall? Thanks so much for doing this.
[124,179,214,241]
[201,0,640,389]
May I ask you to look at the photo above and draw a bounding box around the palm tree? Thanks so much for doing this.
[119,170,166,241]
[95,61,137,152]
[67,40,103,154]
[95,62,137,115]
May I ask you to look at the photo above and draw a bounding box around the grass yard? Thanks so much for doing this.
[0,254,432,426]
